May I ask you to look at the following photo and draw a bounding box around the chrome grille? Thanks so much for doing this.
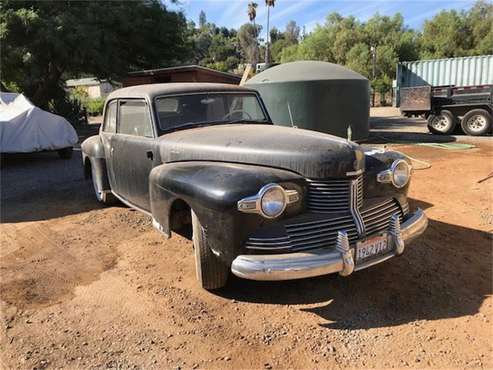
[361,199,403,236]
[245,198,404,252]
[285,214,358,251]
[307,176,363,213]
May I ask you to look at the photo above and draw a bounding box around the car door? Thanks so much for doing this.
[100,100,118,188]
[111,99,157,212]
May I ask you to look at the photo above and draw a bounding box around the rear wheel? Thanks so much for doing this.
[427,110,457,135]
[460,109,492,136]
[57,147,73,159]
[192,211,229,290]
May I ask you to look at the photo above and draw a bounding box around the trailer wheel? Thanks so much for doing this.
[460,109,492,136]
[427,110,457,135]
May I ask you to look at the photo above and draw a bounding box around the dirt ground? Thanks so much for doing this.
[1,138,492,369]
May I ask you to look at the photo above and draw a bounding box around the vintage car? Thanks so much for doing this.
[81,83,428,290]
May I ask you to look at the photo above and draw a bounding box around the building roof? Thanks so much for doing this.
[128,64,241,81]
[107,82,256,100]
[65,77,108,87]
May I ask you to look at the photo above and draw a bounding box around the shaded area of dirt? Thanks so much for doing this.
[0,140,492,369]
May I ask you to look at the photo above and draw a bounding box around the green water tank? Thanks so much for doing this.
[246,61,370,141]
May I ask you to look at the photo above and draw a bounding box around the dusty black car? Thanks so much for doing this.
[81,83,428,290]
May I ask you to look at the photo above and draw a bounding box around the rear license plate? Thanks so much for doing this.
[356,234,391,263]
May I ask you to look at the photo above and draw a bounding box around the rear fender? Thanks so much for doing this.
[81,135,111,192]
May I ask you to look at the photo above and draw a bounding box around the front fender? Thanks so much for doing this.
[364,148,411,208]
[149,161,305,264]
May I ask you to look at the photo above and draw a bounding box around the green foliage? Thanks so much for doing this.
[48,91,86,126]
[421,0,492,58]
[238,23,261,64]
[269,20,300,62]
[85,98,105,116]
[0,0,190,110]
[1,0,490,110]
[70,86,89,102]
[188,12,242,70]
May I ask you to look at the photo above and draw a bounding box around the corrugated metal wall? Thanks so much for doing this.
[397,55,493,88]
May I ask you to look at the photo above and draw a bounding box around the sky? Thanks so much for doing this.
[169,0,478,39]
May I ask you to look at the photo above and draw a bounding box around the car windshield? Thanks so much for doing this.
[155,93,268,131]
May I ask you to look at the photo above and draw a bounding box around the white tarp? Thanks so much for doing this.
[0,93,78,153]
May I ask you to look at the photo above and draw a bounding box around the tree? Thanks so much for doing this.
[247,2,259,65]
[269,27,283,44]
[264,0,276,63]
[238,23,262,64]
[0,0,190,109]
[467,0,493,54]
[421,0,492,58]
[421,10,472,58]
[199,10,207,29]
[270,21,301,62]
[285,20,300,43]
[248,2,258,23]
[277,11,421,101]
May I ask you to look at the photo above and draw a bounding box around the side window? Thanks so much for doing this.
[118,100,154,138]
[103,101,117,133]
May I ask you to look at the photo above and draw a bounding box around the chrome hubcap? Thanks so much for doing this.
[431,115,450,131]
[466,114,487,132]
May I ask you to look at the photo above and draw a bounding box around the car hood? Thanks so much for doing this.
[157,124,364,179]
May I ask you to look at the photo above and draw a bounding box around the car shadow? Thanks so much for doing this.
[219,198,492,330]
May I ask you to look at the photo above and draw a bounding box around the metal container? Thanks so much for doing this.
[396,55,493,88]
[245,61,370,141]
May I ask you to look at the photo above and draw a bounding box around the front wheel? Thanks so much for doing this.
[460,109,492,136]
[427,110,457,135]
[192,211,229,290]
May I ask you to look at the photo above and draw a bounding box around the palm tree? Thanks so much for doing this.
[248,2,258,64]
[248,2,258,23]
[264,0,275,64]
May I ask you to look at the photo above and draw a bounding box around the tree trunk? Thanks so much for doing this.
[32,62,63,109]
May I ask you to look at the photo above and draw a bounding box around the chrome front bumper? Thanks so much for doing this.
[231,208,428,281]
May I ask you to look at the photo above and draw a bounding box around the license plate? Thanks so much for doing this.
[356,234,391,263]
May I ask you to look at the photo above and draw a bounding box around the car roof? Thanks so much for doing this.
[107,83,257,100]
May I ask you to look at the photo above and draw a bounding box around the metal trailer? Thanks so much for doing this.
[396,55,493,136]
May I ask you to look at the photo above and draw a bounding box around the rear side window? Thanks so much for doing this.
[118,100,154,138]
[103,101,117,133]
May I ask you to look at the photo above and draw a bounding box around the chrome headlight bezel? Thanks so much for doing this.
[237,183,299,219]
[377,159,411,188]
[259,184,288,219]
[391,159,411,188]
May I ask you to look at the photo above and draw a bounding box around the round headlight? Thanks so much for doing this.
[392,160,411,188]
[260,184,287,218]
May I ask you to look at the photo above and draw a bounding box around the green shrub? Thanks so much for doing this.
[85,98,105,116]
[49,89,87,126]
